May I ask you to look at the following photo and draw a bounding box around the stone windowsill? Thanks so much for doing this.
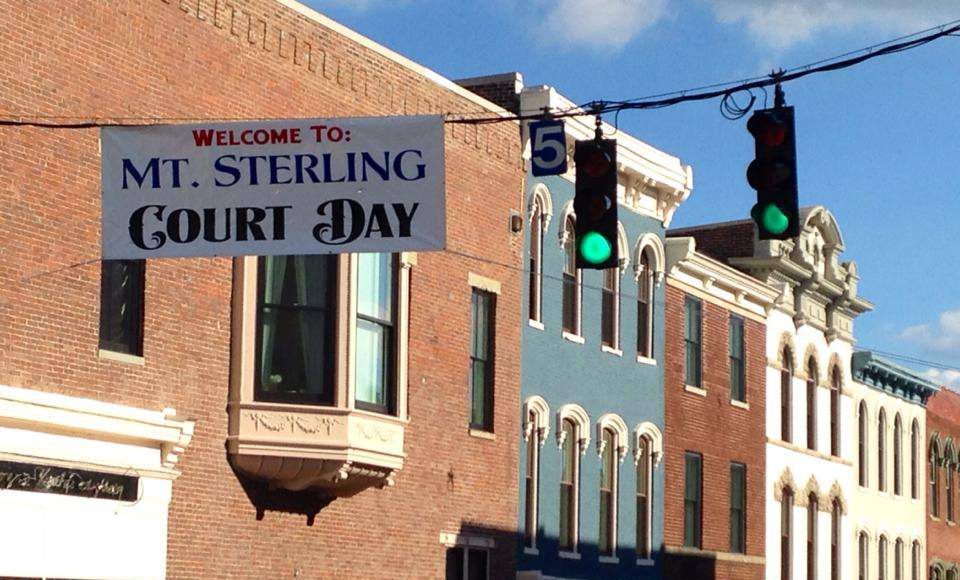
[684,385,707,397]
[559,550,581,560]
[636,355,657,366]
[562,331,585,344]
[528,319,545,331]
[601,345,623,357]
[730,399,749,410]
[98,349,145,366]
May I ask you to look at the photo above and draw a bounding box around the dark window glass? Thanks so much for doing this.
[446,547,464,580]
[782,488,794,580]
[730,462,746,554]
[912,542,920,580]
[896,539,904,580]
[256,255,336,404]
[879,536,888,580]
[529,203,543,323]
[782,350,793,443]
[729,316,746,402]
[879,410,888,492]
[831,500,842,580]
[601,268,619,348]
[445,547,488,580]
[684,298,702,388]
[524,411,540,549]
[560,419,578,551]
[930,443,940,517]
[858,532,868,580]
[859,402,868,487]
[467,549,488,580]
[684,452,702,548]
[562,218,579,335]
[469,289,495,431]
[830,367,841,456]
[637,437,652,558]
[808,494,818,580]
[99,259,145,356]
[355,253,396,414]
[807,361,818,451]
[895,415,903,496]
[637,251,654,359]
[599,428,616,555]
[912,421,920,499]
[948,463,955,523]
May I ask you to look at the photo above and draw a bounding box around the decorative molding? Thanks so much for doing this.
[528,182,554,232]
[356,422,394,443]
[773,467,797,503]
[246,411,342,436]
[773,333,798,371]
[634,422,664,466]
[596,414,629,462]
[523,395,550,445]
[801,343,822,381]
[557,200,575,248]
[556,403,590,455]
[828,481,849,515]
[616,222,630,274]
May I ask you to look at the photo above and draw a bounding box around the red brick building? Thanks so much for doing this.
[0,1,524,578]
[927,388,960,579]
[661,236,778,579]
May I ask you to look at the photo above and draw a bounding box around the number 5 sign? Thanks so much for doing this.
[529,119,568,177]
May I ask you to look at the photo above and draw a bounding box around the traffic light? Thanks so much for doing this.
[573,138,618,269]
[746,106,799,240]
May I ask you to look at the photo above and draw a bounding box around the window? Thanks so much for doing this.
[880,536,889,580]
[524,410,541,549]
[684,297,702,388]
[782,348,793,443]
[560,418,579,552]
[879,409,888,492]
[562,217,581,336]
[637,249,654,359]
[729,316,746,403]
[684,452,703,548]
[469,289,495,431]
[831,500,842,580]
[807,360,818,451]
[912,420,920,499]
[808,493,818,580]
[99,259,145,356]
[356,253,397,413]
[782,487,794,580]
[529,200,544,323]
[445,547,488,580]
[256,255,337,405]
[599,428,618,556]
[913,541,921,580]
[859,402,868,487]
[931,440,941,517]
[859,532,869,580]
[895,415,903,496]
[601,267,620,350]
[947,459,955,523]
[637,436,652,559]
[830,366,841,456]
[896,538,904,580]
[730,462,747,554]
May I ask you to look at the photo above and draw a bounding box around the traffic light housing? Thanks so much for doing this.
[573,138,618,269]
[746,106,799,240]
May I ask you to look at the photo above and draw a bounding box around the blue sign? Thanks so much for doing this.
[529,120,567,177]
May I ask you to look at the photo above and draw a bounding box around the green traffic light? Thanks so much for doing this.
[761,203,789,235]
[579,231,612,264]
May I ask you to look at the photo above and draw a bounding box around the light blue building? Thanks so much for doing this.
[459,75,693,580]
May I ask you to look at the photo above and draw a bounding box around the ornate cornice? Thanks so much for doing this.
[852,351,940,406]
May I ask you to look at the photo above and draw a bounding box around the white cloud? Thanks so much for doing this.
[899,309,960,355]
[922,368,960,390]
[537,0,667,50]
[707,1,958,49]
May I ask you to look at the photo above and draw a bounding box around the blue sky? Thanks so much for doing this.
[305,0,960,385]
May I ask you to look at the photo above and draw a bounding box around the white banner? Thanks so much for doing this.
[101,115,445,258]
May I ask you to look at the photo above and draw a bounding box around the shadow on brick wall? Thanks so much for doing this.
[234,470,337,526]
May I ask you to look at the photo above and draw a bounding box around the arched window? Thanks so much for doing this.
[912,420,920,499]
[831,500,842,580]
[807,359,818,451]
[561,216,581,337]
[601,267,620,350]
[808,493,818,580]
[859,402,869,487]
[879,409,888,492]
[879,535,888,580]
[523,397,549,550]
[830,365,841,456]
[637,248,655,360]
[946,444,955,523]
[782,487,794,580]
[930,438,941,518]
[599,427,618,556]
[782,348,793,443]
[559,417,579,552]
[528,197,544,324]
[859,532,869,580]
[896,538,904,580]
[636,435,653,559]
[894,414,903,496]
[912,541,921,580]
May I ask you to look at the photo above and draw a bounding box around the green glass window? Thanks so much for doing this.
[560,419,577,551]
[730,462,746,553]
[729,315,745,402]
[684,452,702,548]
[469,289,495,431]
[684,297,702,388]
[355,253,396,413]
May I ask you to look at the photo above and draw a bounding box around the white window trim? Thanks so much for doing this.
[601,266,621,352]
[557,403,589,554]
[597,414,627,558]
[523,396,550,552]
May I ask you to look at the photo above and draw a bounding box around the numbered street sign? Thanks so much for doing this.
[529,119,567,177]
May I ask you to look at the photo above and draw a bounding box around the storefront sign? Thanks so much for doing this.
[101,115,446,258]
[0,460,138,501]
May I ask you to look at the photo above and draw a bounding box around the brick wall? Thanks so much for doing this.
[927,388,960,570]
[668,222,755,265]
[662,284,766,580]
[0,1,524,578]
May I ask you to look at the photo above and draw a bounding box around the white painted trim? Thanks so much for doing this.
[469,428,496,440]
[558,551,581,560]
[685,385,707,397]
[601,345,623,357]
[97,349,145,366]
[636,355,657,366]
[438,532,496,548]
[468,272,501,295]
[598,556,620,564]
[637,558,655,566]
[731,400,750,410]
[562,332,585,345]
[528,319,545,331]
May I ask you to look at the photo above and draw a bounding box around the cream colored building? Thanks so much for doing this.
[849,351,939,580]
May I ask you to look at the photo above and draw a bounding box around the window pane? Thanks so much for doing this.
[355,318,389,407]
[467,549,488,580]
[731,463,746,553]
[730,314,745,400]
[469,290,494,430]
[445,547,464,580]
[99,259,145,355]
[684,453,702,547]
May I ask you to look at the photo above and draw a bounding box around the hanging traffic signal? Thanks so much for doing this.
[746,106,799,240]
[574,138,618,269]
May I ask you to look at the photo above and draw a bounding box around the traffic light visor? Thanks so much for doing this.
[578,147,612,178]
[747,114,787,147]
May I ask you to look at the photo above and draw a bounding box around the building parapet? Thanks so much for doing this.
[852,351,941,405]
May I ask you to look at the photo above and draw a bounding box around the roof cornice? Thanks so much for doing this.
[852,351,940,406]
